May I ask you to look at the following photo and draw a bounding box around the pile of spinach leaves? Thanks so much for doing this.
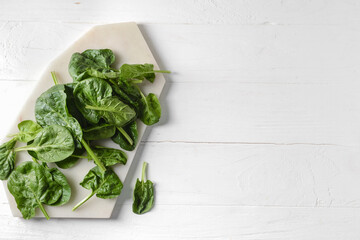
[0,49,167,219]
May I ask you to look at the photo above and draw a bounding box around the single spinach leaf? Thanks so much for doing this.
[0,138,17,180]
[64,83,89,128]
[68,49,115,81]
[73,78,112,124]
[132,162,154,214]
[92,146,127,166]
[119,64,156,83]
[15,125,75,163]
[16,120,42,143]
[112,121,138,151]
[139,93,161,125]
[47,168,71,206]
[83,124,116,140]
[72,166,123,211]
[7,161,62,219]
[86,96,136,127]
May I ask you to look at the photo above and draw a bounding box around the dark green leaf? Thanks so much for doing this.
[92,146,127,166]
[139,93,161,125]
[7,161,62,219]
[83,124,116,140]
[73,78,112,124]
[47,168,71,206]
[56,145,84,169]
[15,125,75,163]
[72,166,123,211]
[68,49,115,81]
[0,138,17,180]
[132,162,154,214]
[112,121,138,151]
[35,84,83,143]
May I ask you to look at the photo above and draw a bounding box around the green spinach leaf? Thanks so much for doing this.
[72,166,123,211]
[47,168,71,206]
[15,125,75,163]
[16,120,42,143]
[0,138,17,180]
[139,93,161,125]
[83,124,116,140]
[7,161,62,219]
[112,121,138,151]
[132,162,154,214]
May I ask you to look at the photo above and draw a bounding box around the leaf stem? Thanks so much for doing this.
[153,70,171,74]
[72,191,95,211]
[37,201,50,220]
[71,154,89,159]
[14,146,33,152]
[32,158,39,164]
[51,71,59,85]
[117,126,133,146]
[142,162,148,182]
[80,138,106,172]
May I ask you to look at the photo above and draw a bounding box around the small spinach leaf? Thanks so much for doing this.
[72,166,123,211]
[47,168,71,206]
[132,162,154,214]
[112,121,138,151]
[83,124,116,140]
[92,146,127,166]
[16,120,42,143]
[139,93,161,125]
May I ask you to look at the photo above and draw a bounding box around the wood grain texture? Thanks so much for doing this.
[1,0,360,238]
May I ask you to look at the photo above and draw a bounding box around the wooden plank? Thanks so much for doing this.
[1,80,360,145]
[2,22,360,85]
[1,0,360,25]
[2,142,360,208]
[0,204,360,239]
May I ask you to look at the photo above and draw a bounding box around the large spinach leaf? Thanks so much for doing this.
[0,138,17,180]
[7,161,62,219]
[15,125,75,163]
[72,166,123,211]
[132,162,154,214]
[112,120,138,151]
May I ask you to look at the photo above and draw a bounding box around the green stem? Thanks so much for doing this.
[14,146,33,152]
[37,201,50,220]
[130,79,143,84]
[142,162,148,182]
[153,70,171,74]
[51,71,59,85]
[71,154,90,159]
[117,126,133,146]
[80,138,106,172]
[72,191,95,211]
[32,158,39,164]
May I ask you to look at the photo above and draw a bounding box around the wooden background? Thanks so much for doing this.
[1,0,360,239]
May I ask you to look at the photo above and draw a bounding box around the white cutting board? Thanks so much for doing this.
[1,22,166,218]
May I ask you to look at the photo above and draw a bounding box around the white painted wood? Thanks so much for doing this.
[1,0,360,238]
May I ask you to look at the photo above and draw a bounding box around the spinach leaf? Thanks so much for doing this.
[35,84,83,143]
[15,125,75,163]
[119,64,156,83]
[0,138,17,180]
[47,168,71,206]
[64,83,89,128]
[139,93,161,125]
[68,49,115,81]
[73,78,112,124]
[83,124,116,140]
[7,161,62,220]
[92,146,127,166]
[112,121,138,151]
[72,166,123,211]
[16,120,42,143]
[132,162,154,214]
[86,96,136,127]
